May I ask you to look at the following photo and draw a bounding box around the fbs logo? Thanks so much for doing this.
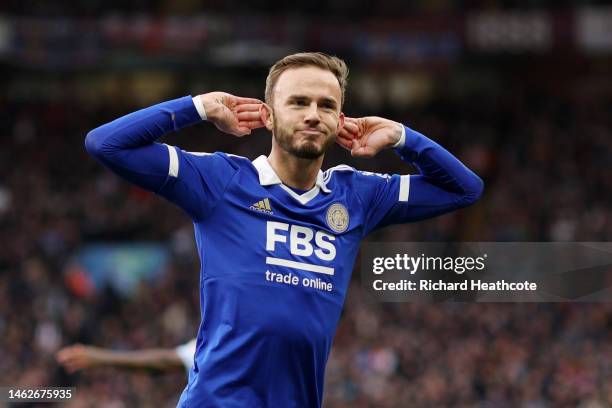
[250,198,273,215]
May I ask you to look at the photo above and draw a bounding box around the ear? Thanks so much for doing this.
[260,103,274,131]
[337,111,345,133]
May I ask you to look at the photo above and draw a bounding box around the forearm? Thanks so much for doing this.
[85,96,202,153]
[84,96,203,192]
[395,126,484,204]
[96,349,184,371]
[369,125,484,228]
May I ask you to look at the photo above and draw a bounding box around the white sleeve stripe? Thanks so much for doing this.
[192,96,207,120]
[166,144,179,177]
[399,175,410,202]
[392,125,406,148]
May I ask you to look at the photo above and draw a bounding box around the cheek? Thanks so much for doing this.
[274,116,291,132]
[273,111,291,127]
[323,115,340,131]
[273,116,294,137]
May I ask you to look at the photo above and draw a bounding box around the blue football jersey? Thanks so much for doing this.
[85,96,483,407]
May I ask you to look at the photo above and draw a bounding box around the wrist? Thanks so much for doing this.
[391,123,406,149]
[192,95,207,121]
[92,349,111,366]
[198,92,228,125]
[393,126,428,162]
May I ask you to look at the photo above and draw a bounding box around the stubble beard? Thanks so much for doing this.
[272,118,336,160]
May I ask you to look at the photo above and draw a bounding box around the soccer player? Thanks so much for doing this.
[85,52,483,407]
[56,339,196,373]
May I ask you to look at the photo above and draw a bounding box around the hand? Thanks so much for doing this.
[198,92,264,137]
[56,344,103,373]
[337,116,403,158]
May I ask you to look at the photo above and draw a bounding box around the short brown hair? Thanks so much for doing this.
[265,52,349,106]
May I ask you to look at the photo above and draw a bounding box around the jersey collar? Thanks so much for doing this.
[252,155,331,199]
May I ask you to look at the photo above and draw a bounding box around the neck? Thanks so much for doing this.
[268,144,323,191]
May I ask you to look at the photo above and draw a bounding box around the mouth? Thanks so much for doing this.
[297,129,324,137]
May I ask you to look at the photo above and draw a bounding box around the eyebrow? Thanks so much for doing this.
[287,95,338,108]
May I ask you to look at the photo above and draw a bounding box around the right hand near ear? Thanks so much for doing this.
[198,92,265,137]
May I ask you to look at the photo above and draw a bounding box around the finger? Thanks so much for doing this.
[235,103,263,113]
[236,111,262,121]
[234,97,264,105]
[339,122,359,139]
[338,127,355,139]
[337,133,353,143]
[56,350,73,362]
[239,120,265,129]
[336,141,352,151]
[343,121,360,135]
[336,136,353,150]
[235,126,252,137]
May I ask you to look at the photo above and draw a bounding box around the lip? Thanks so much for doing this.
[297,130,324,136]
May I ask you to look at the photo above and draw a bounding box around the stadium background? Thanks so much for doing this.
[1,1,611,406]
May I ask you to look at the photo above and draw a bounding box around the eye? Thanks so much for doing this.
[294,100,307,106]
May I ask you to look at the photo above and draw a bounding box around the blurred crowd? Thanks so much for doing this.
[0,57,611,407]
[3,0,600,17]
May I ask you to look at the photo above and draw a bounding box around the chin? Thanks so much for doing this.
[292,146,324,160]
[286,139,323,158]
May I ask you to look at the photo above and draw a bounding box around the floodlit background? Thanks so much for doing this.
[1,1,611,406]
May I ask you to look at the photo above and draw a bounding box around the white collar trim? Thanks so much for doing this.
[252,155,331,204]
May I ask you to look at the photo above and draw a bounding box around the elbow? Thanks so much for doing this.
[462,175,484,206]
[84,127,108,159]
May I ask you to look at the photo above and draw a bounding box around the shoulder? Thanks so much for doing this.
[177,150,250,171]
[323,164,356,183]
[324,164,393,186]
[323,165,397,207]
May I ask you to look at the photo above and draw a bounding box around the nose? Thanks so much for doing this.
[303,102,320,127]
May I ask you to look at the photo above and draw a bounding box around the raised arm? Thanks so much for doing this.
[84,93,263,220]
[85,96,200,192]
[337,116,484,232]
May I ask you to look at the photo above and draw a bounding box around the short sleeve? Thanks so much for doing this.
[175,338,197,372]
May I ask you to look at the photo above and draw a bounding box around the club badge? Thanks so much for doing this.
[326,203,349,233]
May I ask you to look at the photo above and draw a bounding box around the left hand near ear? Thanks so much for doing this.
[337,116,403,158]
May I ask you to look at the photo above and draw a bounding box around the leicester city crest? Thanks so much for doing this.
[326,203,349,233]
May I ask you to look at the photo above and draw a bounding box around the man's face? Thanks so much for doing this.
[267,66,344,159]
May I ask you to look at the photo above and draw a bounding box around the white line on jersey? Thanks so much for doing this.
[266,257,334,275]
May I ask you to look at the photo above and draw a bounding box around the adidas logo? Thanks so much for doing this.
[250,198,273,214]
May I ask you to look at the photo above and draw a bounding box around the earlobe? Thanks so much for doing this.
[260,103,274,131]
